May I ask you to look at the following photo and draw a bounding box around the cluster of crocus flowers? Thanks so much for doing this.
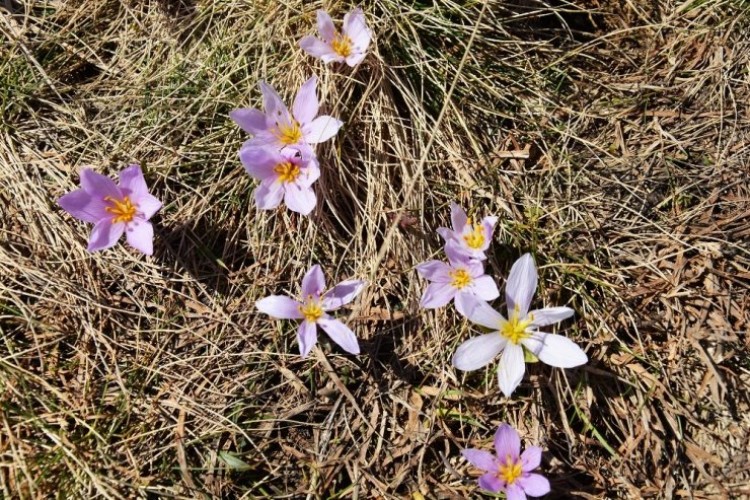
[299,8,372,67]
[57,164,161,255]
[453,253,588,397]
[463,423,551,498]
[256,265,365,357]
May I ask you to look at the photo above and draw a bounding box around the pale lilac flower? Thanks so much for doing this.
[462,423,550,498]
[230,76,342,152]
[240,145,320,216]
[57,165,161,255]
[437,202,498,261]
[416,245,499,315]
[256,265,365,358]
[299,8,372,67]
[453,253,587,397]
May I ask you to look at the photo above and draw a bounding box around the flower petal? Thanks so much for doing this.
[529,306,574,327]
[297,320,318,358]
[299,36,341,62]
[321,279,365,311]
[520,446,543,472]
[517,473,550,497]
[506,253,537,318]
[455,294,505,329]
[450,201,468,231]
[87,219,125,252]
[135,194,161,220]
[303,115,343,144]
[80,168,121,200]
[497,343,525,397]
[445,241,474,268]
[477,472,503,493]
[420,282,456,309]
[230,108,268,134]
[536,333,588,368]
[344,52,367,67]
[240,147,282,181]
[259,80,290,124]
[505,483,527,500]
[118,164,148,199]
[256,295,303,319]
[58,188,109,224]
[125,220,154,255]
[416,260,451,282]
[254,179,284,210]
[284,183,317,215]
[316,9,336,42]
[293,76,319,125]
[436,226,456,243]
[343,7,371,50]
[301,265,326,298]
[461,449,497,472]
[480,216,498,251]
[317,318,360,355]
[469,275,500,301]
[296,159,321,189]
[452,333,505,372]
[494,423,521,462]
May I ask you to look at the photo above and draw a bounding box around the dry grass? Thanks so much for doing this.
[1,0,749,498]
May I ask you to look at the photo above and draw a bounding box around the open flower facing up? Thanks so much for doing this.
[299,8,371,67]
[230,76,343,152]
[452,253,587,397]
[462,423,550,498]
[256,265,365,358]
[416,245,499,315]
[57,164,161,255]
[240,146,320,215]
[437,202,498,261]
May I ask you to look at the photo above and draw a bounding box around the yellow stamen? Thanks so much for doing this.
[331,33,353,57]
[463,218,485,250]
[273,162,301,183]
[500,305,534,344]
[103,196,137,223]
[274,121,303,145]
[450,269,472,289]
[498,455,523,485]
[299,297,323,323]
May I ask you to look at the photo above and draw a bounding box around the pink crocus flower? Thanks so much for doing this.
[240,145,320,215]
[416,245,499,315]
[452,253,587,397]
[256,265,366,358]
[437,202,498,261]
[57,164,161,255]
[462,423,551,498]
[230,76,342,152]
[299,8,372,67]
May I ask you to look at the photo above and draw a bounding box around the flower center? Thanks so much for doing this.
[104,196,137,223]
[450,268,472,289]
[331,33,353,57]
[299,297,323,323]
[274,121,303,145]
[497,455,523,485]
[273,161,301,183]
[500,305,534,344]
[463,219,485,250]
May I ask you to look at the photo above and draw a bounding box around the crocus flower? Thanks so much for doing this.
[437,202,498,261]
[240,145,320,215]
[230,76,343,152]
[416,245,499,315]
[57,164,161,255]
[299,8,372,67]
[256,265,365,358]
[462,423,550,498]
[452,253,587,397]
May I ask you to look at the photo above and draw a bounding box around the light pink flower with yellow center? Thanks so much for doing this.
[57,165,161,255]
[256,265,366,358]
[416,245,499,315]
[299,8,371,67]
[462,423,550,498]
[453,253,587,397]
[437,202,498,261]
[230,76,342,152]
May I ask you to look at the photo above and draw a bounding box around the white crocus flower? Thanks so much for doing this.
[452,253,588,397]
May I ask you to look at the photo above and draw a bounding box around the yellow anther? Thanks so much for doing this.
[103,196,136,223]
[299,300,323,323]
[500,306,533,344]
[331,33,353,57]
[463,218,485,250]
[450,269,472,289]
[498,455,523,484]
[274,121,303,145]
[273,162,301,183]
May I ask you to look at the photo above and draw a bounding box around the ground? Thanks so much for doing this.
[1,0,749,498]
